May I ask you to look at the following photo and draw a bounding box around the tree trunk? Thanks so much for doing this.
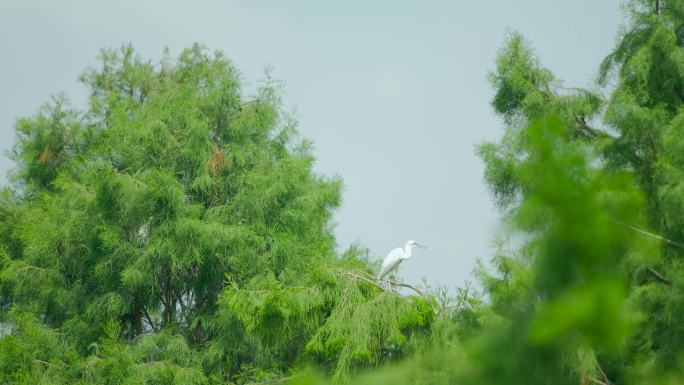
[163,269,174,326]
[134,295,143,336]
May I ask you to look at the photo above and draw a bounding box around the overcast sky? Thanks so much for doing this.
[0,1,623,291]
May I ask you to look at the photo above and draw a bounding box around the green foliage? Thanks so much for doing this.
[6,2,684,384]
[0,44,448,384]
[316,3,684,383]
[471,2,684,384]
[0,312,82,384]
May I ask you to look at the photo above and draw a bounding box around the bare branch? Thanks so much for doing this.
[18,265,47,272]
[601,210,683,248]
[647,267,671,285]
[596,361,613,385]
[142,307,159,332]
[572,113,614,140]
[391,281,426,297]
[32,359,59,368]
[335,269,407,298]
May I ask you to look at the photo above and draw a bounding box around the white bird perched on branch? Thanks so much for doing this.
[377,240,427,283]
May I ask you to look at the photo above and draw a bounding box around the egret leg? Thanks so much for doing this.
[388,272,397,292]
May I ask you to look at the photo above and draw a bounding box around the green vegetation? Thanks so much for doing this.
[2,1,684,383]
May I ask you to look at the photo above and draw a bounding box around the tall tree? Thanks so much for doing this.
[0,44,442,384]
[477,1,684,382]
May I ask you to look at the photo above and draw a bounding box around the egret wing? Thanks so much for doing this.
[377,247,403,280]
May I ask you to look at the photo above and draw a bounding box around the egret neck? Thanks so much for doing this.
[402,241,415,260]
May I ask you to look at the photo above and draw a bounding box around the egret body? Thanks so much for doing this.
[377,240,426,283]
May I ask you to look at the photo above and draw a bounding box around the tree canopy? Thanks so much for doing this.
[0,44,445,384]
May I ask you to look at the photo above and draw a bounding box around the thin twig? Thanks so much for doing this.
[602,211,676,285]
[596,361,613,385]
[442,283,473,313]
[392,281,426,297]
[647,267,671,285]
[601,210,683,248]
[18,265,47,272]
[628,223,681,247]
[355,270,426,297]
[32,359,57,368]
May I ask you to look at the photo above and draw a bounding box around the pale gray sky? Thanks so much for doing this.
[0,1,623,291]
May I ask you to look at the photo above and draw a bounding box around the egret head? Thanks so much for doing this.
[407,240,427,250]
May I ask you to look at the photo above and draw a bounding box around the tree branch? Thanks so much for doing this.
[596,361,613,385]
[647,267,671,285]
[572,114,614,140]
[142,307,159,332]
[392,281,426,297]
[33,359,60,368]
[18,265,47,272]
[335,269,439,314]
[601,210,683,248]
[335,269,407,298]
[601,211,675,285]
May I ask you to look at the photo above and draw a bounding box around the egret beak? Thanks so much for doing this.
[415,243,427,249]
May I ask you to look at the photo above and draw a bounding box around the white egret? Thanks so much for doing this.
[377,240,427,283]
